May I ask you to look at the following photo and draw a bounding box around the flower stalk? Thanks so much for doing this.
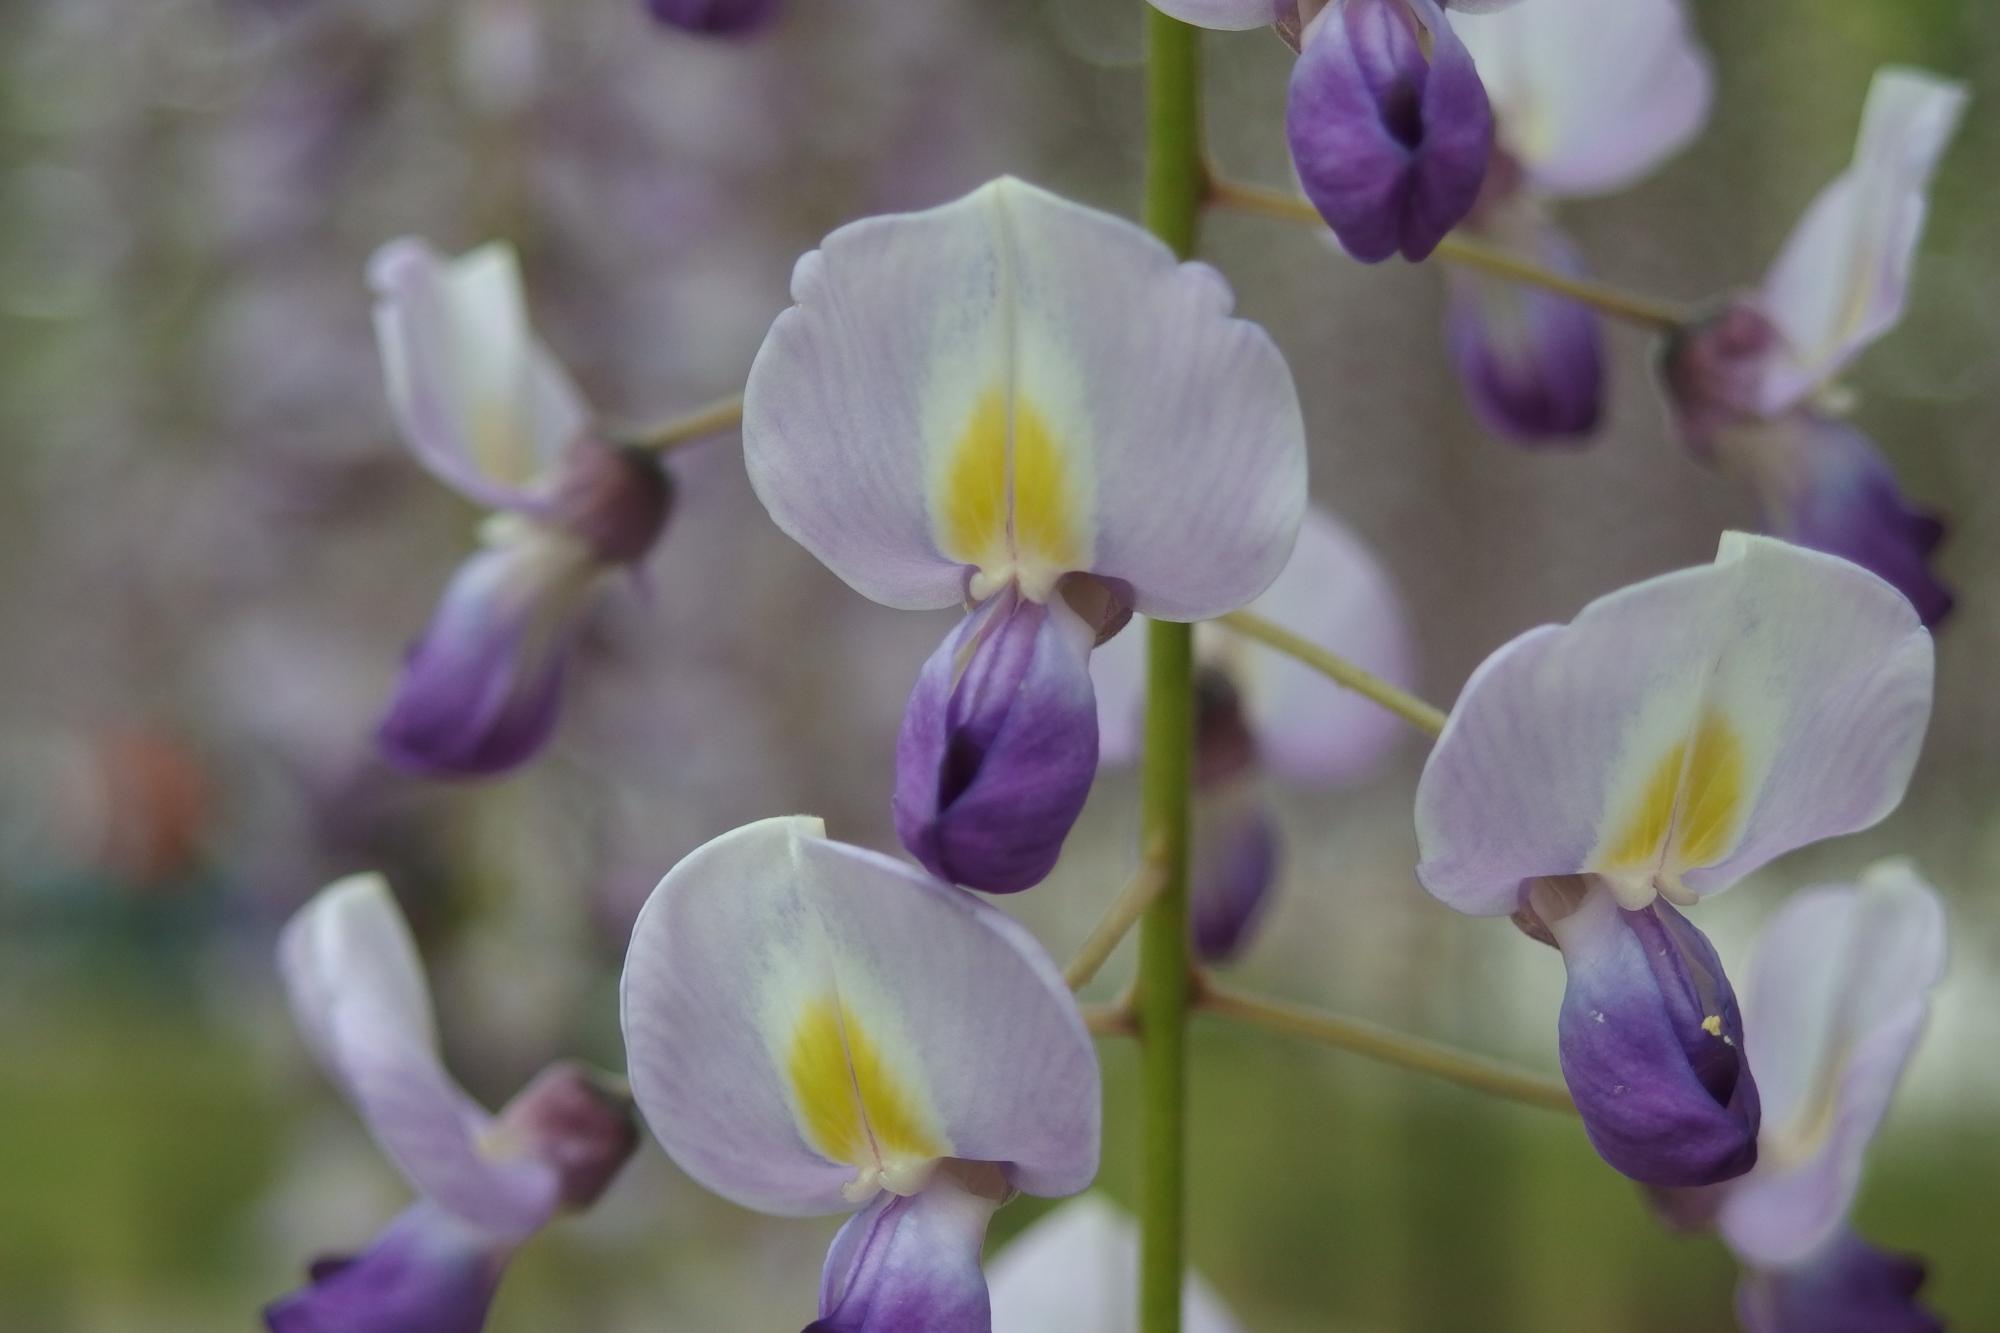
[612,392,746,452]
[1219,609,1447,737]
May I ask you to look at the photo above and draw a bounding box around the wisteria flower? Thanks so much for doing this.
[1414,533,1933,1186]
[743,177,1306,893]
[988,1196,1244,1333]
[643,0,782,34]
[370,239,674,777]
[267,875,638,1332]
[1657,861,1947,1332]
[1093,507,1413,961]
[1450,0,1711,441]
[1661,68,1967,625]
[619,815,1101,1332]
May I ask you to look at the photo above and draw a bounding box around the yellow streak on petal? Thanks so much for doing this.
[786,996,946,1172]
[936,388,1083,592]
[1601,710,1747,875]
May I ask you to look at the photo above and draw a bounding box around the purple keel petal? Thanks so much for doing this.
[1287,0,1494,263]
[1445,214,1604,443]
[644,0,783,34]
[1736,1230,1941,1333]
[895,590,1100,893]
[378,536,602,779]
[264,1204,510,1333]
[1546,883,1760,1186]
[809,1173,1001,1333]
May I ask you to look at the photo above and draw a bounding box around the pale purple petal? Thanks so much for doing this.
[368,238,587,512]
[1445,215,1604,443]
[1549,886,1760,1187]
[1456,0,1712,197]
[1415,533,1933,917]
[1145,0,1281,29]
[895,590,1100,894]
[744,177,1305,618]
[1758,68,1967,413]
[1736,1230,1941,1333]
[809,1174,1000,1333]
[278,878,560,1239]
[378,536,603,779]
[1286,0,1494,263]
[264,1204,511,1333]
[1717,863,1946,1268]
[988,1196,1245,1333]
[645,0,783,35]
[619,817,1100,1217]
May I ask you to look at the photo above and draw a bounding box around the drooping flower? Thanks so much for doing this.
[1415,533,1933,1186]
[1447,0,1712,442]
[1093,507,1413,961]
[620,816,1101,1332]
[987,1196,1244,1333]
[743,177,1306,893]
[1660,68,1967,625]
[267,875,638,1332]
[369,238,675,778]
[1656,861,1947,1332]
[1285,0,1496,263]
[643,0,783,35]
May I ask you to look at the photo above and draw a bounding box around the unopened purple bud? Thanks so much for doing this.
[546,438,673,567]
[1446,219,1604,443]
[1658,300,1781,458]
[1286,0,1493,263]
[264,1204,508,1333]
[893,589,1100,894]
[1189,669,1279,963]
[1545,883,1761,1187]
[644,0,783,36]
[1737,1231,1941,1333]
[493,1062,639,1213]
[807,1174,1001,1333]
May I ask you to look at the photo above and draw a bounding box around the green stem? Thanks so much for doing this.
[1136,13,1202,1333]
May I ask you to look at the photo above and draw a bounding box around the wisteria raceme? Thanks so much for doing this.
[1416,533,1933,1186]
[369,239,674,778]
[743,177,1305,893]
[1661,67,1968,625]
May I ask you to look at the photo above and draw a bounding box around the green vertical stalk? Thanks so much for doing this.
[1136,12,1202,1333]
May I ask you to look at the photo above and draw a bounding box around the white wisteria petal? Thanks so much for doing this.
[1144,0,1278,30]
[743,177,1306,617]
[1094,507,1411,783]
[369,237,589,512]
[1758,68,1967,413]
[1718,861,1946,1267]
[1415,534,1933,916]
[988,1196,1244,1333]
[278,875,562,1239]
[619,816,1100,1217]
[1457,0,1712,197]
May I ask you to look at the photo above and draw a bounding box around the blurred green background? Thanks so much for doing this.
[1,0,1995,1328]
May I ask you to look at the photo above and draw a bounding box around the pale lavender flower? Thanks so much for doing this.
[1661,68,1967,625]
[987,1196,1244,1333]
[620,816,1101,1332]
[743,178,1306,893]
[1415,534,1933,1185]
[267,876,638,1331]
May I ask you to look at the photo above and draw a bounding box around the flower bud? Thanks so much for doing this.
[264,1204,508,1333]
[644,0,783,36]
[493,1061,639,1212]
[1658,300,1781,458]
[1286,0,1493,263]
[1543,882,1761,1187]
[894,589,1100,893]
[1189,669,1279,963]
[545,438,673,567]
[1736,1231,1940,1333]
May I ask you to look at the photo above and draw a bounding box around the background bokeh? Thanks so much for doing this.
[1,0,1994,1328]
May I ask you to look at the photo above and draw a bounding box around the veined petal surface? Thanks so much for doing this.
[1415,533,1932,916]
[1144,0,1280,30]
[1718,862,1946,1268]
[278,877,561,1239]
[369,238,588,512]
[743,177,1305,617]
[620,817,1100,1217]
[809,1174,1000,1333]
[988,1196,1244,1333]
[1758,68,1967,413]
[1456,0,1711,197]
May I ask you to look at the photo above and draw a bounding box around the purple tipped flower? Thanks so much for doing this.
[1187,670,1281,962]
[1737,1231,1942,1333]
[809,1174,1001,1333]
[895,589,1100,893]
[1537,882,1759,1186]
[265,1205,508,1333]
[644,0,783,34]
[1286,0,1494,263]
